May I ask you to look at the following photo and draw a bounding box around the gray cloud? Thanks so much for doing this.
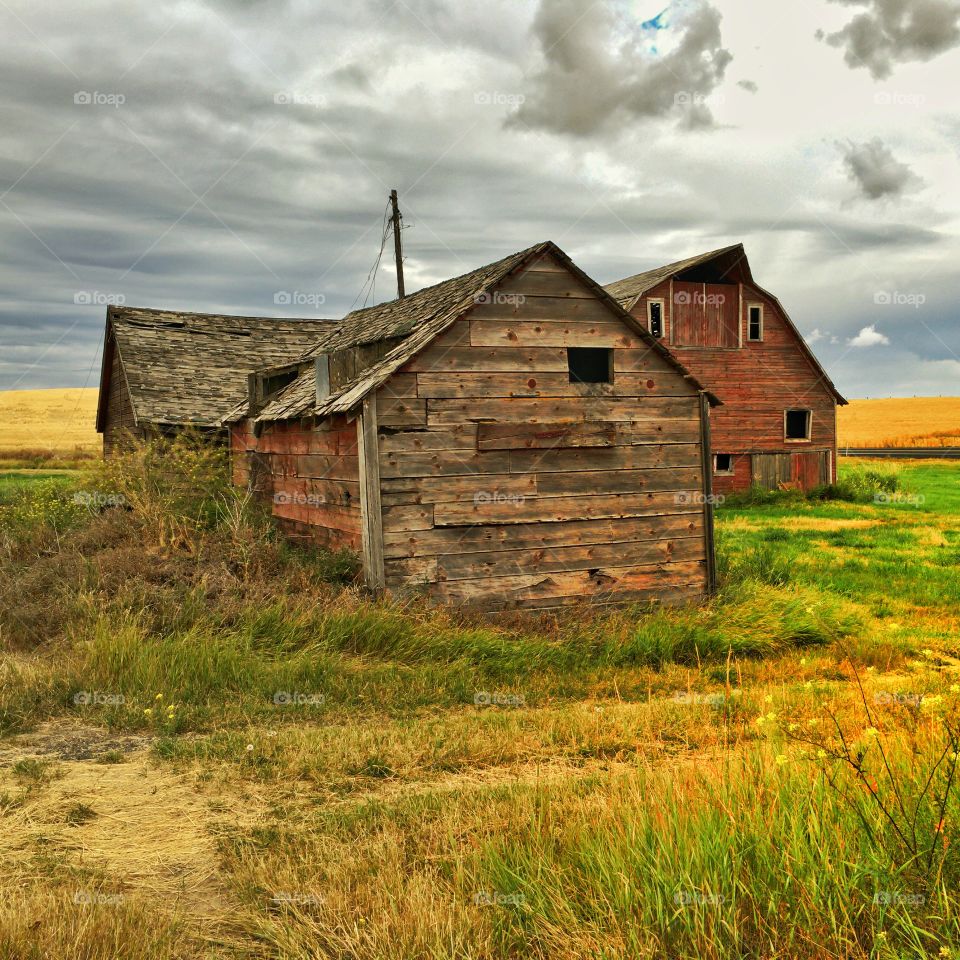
[737,79,759,93]
[820,0,960,79]
[508,0,732,136]
[839,138,921,199]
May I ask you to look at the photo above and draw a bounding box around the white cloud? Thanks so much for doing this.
[848,324,891,346]
[805,327,826,343]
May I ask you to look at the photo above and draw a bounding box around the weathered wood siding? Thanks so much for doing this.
[102,347,142,455]
[377,253,711,612]
[231,415,362,552]
[630,280,838,494]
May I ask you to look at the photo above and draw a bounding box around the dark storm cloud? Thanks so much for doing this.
[820,0,960,79]
[839,138,920,199]
[508,0,732,136]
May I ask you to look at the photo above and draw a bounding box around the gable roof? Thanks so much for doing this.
[250,240,720,425]
[603,245,847,406]
[603,244,747,310]
[96,307,335,431]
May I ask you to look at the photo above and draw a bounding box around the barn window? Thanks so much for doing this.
[714,453,734,475]
[748,304,763,341]
[647,300,665,338]
[567,347,613,384]
[262,369,298,397]
[785,409,812,441]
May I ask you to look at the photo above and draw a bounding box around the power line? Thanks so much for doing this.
[350,200,392,313]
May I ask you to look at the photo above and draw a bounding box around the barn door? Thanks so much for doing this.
[751,453,792,489]
[791,451,830,490]
[752,451,830,490]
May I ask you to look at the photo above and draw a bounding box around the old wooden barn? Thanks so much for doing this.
[96,307,332,454]
[605,245,846,494]
[226,241,722,611]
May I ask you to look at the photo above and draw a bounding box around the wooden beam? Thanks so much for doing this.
[357,395,386,592]
[699,391,717,595]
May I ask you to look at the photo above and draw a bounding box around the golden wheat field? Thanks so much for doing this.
[0,388,99,455]
[838,396,960,447]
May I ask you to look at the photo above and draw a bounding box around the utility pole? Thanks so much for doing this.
[389,189,405,299]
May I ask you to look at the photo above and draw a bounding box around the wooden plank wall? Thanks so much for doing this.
[632,280,838,494]
[231,415,363,552]
[102,347,142,455]
[376,252,711,612]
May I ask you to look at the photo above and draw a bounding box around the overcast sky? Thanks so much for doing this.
[1,0,958,398]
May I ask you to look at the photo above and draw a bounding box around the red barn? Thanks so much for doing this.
[605,245,846,494]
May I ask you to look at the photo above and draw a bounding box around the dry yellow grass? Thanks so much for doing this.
[0,387,99,454]
[838,396,960,447]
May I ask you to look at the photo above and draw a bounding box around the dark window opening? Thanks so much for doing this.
[748,305,762,341]
[714,453,734,474]
[648,301,664,338]
[567,347,613,384]
[262,369,298,398]
[785,409,812,441]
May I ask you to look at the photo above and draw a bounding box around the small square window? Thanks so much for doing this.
[648,300,664,338]
[785,409,812,441]
[748,305,763,341]
[714,453,734,475]
[567,347,613,384]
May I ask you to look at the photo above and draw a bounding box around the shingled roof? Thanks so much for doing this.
[604,245,846,406]
[96,307,335,430]
[249,240,719,425]
[603,244,747,309]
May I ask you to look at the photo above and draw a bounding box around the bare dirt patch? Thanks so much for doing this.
[0,722,261,934]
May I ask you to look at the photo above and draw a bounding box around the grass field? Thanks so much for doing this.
[1,446,960,958]
[839,397,960,447]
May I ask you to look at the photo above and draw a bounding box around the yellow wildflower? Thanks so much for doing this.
[775,754,788,766]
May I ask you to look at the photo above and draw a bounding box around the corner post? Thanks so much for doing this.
[357,394,385,593]
[698,391,718,595]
